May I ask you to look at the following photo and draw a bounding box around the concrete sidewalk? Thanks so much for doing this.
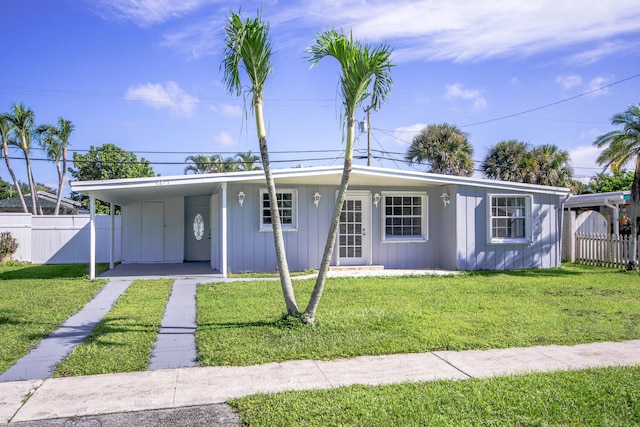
[2,340,639,424]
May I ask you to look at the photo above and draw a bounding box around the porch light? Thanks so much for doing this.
[441,192,450,207]
[237,191,246,207]
[373,193,381,207]
[313,192,321,207]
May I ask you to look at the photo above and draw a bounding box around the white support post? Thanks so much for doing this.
[89,195,96,280]
[109,202,115,270]
[221,182,228,278]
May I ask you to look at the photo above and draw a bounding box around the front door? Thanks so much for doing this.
[337,193,370,266]
[185,196,211,261]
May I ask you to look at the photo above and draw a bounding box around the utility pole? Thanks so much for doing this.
[364,105,372,166]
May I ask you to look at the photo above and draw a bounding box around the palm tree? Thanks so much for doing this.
[222,10,300,315]
[4,103,41,214]
[593,104,640,269]
[305,29,393,324]
[482,139,535,183]
[529,144,573,187]
[184,154,216,174]
[0,116,27,212]
[405,123,474,176]
[37,117,74,215]
[236,150,262,171]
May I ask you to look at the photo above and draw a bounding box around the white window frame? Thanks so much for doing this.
[381,191,428,243]
[259,188,298,232]
[486,194,533,245]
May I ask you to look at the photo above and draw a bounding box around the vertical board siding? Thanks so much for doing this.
[0,213,121,264]
[455,187,562,270]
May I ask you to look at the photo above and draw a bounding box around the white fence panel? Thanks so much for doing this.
[576,232,637,269]
[0,214,121,264]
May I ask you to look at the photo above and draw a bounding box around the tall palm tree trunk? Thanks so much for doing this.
[23,149,39,215]
[54,160,63,215]
[255,102,300,315]
[2,143,27,212]
[304,121,355,323]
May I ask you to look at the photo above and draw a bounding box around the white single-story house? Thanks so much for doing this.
[70,165,571,279]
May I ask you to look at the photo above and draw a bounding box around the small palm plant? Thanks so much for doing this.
[0,231,18,261]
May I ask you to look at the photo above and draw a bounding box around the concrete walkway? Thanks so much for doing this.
[148,279,199,370]
[0,279,133,383]
[1,340,639,424]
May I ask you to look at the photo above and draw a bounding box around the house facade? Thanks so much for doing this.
[70,165,570,279]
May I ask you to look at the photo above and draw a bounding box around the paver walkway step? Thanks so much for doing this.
[0,279,133,383]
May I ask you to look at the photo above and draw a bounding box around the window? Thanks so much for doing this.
[260,189,297,231]
[487,194,532,244]
[382,192,428,242]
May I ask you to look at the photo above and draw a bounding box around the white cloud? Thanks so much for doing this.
[443,83,487,112]
[89,0,213,26]
[125,81,199,117]
[213,131,235,147]
[556,74,583,90]
[212,103,243,118]
[569,144,603,183]
[392,123,426,145]
[586,76,612,97]
[272,0,640,63]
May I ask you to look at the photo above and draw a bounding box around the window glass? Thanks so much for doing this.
[382,193,427,241]
[261,190,296,230]
[489,195,531,243]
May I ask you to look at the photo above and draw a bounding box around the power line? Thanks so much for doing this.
[460,72,640,128]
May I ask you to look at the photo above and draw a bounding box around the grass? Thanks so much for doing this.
[53,279,173,376]
[230,365,640,426]
[196,264,640,366]
[228,269,316,279]
[0,263,107,373]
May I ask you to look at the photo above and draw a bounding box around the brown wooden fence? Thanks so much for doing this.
[575,233,638,268]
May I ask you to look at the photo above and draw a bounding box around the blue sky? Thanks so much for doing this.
[2,0,640,195]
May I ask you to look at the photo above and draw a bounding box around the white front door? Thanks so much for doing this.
[337,193,370,265]
[185,196,211,261]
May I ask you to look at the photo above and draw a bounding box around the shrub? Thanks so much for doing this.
[0,231,19,258]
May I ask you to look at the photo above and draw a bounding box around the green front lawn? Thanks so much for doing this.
[196,264,640,366]
[231,365,640,426]
[0,263,108,373]
[54,279,173,376]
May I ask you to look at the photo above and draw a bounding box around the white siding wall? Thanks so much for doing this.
[0,213,121,264]
[455,187,562,270]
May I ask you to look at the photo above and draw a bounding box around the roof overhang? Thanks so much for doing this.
[70,165,571,206]
[564,191,630,208]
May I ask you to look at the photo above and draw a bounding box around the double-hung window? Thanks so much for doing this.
[382,192,428,242]
[487,194,532,244]
[260,189,297,231]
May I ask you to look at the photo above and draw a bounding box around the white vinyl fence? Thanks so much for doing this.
[575,233,638,269]
[0,213,121,264]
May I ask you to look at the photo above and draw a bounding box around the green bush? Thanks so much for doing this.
[0,232,18,258]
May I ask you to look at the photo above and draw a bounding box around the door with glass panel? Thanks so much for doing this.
[337,193,370,265]
[185,196,211,261]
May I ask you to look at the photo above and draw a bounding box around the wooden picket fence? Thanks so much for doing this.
[575,233,638,268]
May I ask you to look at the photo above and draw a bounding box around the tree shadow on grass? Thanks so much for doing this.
[0,263,109,280]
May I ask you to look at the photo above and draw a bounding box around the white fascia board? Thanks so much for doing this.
[564,191,626,208]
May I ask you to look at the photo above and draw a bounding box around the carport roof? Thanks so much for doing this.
[70,165,570,205]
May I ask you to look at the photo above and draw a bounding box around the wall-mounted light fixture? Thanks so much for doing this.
[237,191,246,207]
[373,193,381,207]
[313,192,321,208]
[440,192,450,207]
